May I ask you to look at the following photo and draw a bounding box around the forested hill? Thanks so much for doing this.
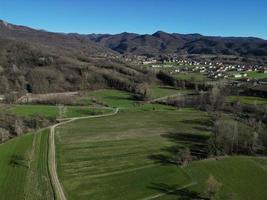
[0,20,153,94]
[87,31,267,64]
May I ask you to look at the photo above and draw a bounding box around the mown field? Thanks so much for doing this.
[0,130,53,200]
[78,89,137,108]
[184,156,267,200]
[150,85,192,99]
[8,105,109,118]
[1,88,267,200]
[55,106,211,200]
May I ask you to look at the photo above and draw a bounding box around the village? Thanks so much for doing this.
[136,56,267,81]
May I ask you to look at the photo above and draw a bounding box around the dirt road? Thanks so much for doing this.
[48,108,119,200]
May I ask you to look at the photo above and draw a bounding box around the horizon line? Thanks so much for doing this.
[1,18,267,41]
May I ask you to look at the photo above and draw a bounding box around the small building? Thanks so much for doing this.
[234,74,242,78]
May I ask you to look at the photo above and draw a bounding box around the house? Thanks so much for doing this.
[234,74,242,78]
[143,60,157,65]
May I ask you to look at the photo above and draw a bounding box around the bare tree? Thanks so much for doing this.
[0,128,10,143]
[176,148,192,167]
[58,104,67,118]
[205,175,222,200]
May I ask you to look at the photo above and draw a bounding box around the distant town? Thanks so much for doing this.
[122,55,267,82]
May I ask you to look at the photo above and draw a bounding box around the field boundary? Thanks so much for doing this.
[140,181,197,200]
[140,166,197,200]
[48,108,119,200]
[84,164,160,179]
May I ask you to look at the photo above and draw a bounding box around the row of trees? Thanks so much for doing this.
[0,112,55,143]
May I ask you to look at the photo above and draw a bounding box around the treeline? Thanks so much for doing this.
[0,112,55,143]
[161,84,267,157]
[0,39,156,94]
[156,71,211,91]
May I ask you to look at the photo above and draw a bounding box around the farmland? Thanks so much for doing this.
[0,130,53,200]
[227,95,267,105]
[150,85,193,99]
[8,105,109,119]
[79,89,137,108]
[0,89,266,200]
[185,156,267,200]
[247,71,267,80]
[55,106,210,200]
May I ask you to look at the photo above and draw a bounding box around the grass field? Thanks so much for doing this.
[9,105,108,119]
[150,85,192,99]
[227,95,267,105]
[1,88,267,200]
[55,108,210,200]
[0,130,53,200]
[185,156,267,200]
[175,72,208,82]
[247,71,267,79]
[79,89,137,108]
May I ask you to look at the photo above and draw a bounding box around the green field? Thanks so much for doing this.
[175,72,208,82]
[0,130,53,200]
[1,88,267,200]
[55,108,210,200]
[150,85,192,99]
[9,105,108,119]
[79,89,137,108]
[247,71,267,79]
[227,96,267,105]
[185,156,267,200]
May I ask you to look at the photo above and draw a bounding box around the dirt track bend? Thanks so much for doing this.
[48,108,119,200]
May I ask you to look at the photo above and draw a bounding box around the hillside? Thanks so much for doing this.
[88,31,267,64]
[0,20,152,94]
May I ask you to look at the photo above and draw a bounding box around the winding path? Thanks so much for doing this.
[48,108,119,200]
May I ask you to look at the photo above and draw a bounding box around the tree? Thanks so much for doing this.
[205,175,222,200]
[209,86,225,111]
[0,128,10,143]
[135,83,151,101]
[58,104,67,118]
[14,119,24,136]
[175,148,192,166]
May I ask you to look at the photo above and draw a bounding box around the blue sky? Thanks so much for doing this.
[0,0,266,39]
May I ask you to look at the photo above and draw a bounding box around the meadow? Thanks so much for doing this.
[0,88,267,200]
[78,89,137,108]
[227,95,267,105]
[55,107,211,200]
[0,130,53,200]
[150,85,192,99]
[247,71,267,80]
[8,105,109,119]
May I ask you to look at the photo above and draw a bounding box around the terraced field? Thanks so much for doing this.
[55,107,211,200]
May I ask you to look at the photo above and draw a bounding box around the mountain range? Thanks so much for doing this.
[0,19,267,94]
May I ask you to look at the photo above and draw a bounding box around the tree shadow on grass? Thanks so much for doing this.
[106,95,134,101]
[148,131,210,165]
[9,155,29,168]
[181,118,213,127]
[148,183,206,200]
[146,118,211,199]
